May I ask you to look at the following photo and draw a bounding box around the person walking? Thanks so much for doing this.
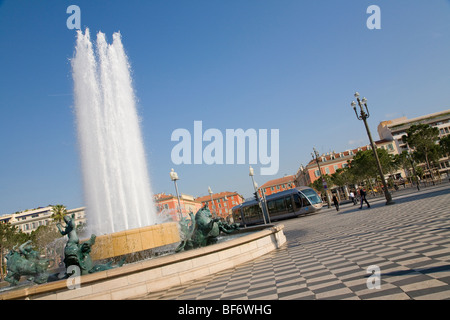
[359,187,370,209]
[332,194,340,211]
[349,191,356,205]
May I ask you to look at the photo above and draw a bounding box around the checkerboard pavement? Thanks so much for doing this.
[134,184,450,300]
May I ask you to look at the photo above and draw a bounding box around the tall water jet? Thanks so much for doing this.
[72,29,158,235]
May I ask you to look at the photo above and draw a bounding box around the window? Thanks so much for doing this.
[334,165,339,171]
[315,170,320,177]
[285,197,293,212]
[293,194,302,208]
[300,193,310,207]
[325,167,330,174]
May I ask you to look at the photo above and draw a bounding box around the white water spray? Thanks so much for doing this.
[72,28,158,235]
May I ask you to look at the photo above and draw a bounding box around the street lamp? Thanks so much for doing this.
[311,148,331,208]
[169,168,183,220]
[208,186,217,218]
[407,149,420,191]
[351,92,394,205]
[300,164,308,186]
[249,166,269,224]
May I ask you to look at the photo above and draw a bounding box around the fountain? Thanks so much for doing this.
[0,29,286,300]
[71,28,180,258]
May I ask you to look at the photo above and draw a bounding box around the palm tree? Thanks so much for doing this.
[51,205,67,223]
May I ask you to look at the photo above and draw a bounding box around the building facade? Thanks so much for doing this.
[259,175,297,196]
[196,191,245,220]
[154,193,203,221]
[295,147,367,187]
[0,206,86,234]
[377,109,450,178]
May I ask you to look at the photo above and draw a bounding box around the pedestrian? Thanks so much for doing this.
[359,187,370,209]
[349,191,356,205]
[332,194,339,211]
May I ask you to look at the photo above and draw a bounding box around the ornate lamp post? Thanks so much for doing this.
[407,149,420,191]
[299,164,308,186]
[311,148,331,208]
[351,92,394,205]
[249,166,269,224]
[169,168,183,220]
[208,186,217,218]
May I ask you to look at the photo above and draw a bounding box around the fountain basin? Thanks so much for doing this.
[0,224,286,300]
[89,222,180,261]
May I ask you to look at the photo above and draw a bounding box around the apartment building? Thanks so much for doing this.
[196,191,245,220]
[0,206,86,234]
[377,109,450,177]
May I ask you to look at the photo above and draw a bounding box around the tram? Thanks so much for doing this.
[231,186,323,226]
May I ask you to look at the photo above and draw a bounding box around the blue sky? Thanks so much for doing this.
[1,0,450,215]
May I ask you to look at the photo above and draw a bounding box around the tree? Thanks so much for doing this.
[51,205,67,223]
[402,124,440,183]
[348,148,396,193]
[0,222,30,281]
[309,174,333,194]
[440,135,450,157]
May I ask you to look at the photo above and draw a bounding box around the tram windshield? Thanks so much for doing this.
[300,188,322,205]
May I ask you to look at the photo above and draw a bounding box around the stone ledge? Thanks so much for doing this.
[0,224,286,300]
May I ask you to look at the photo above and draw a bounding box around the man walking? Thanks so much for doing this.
[359,187,371,209]
[332,194,340,211]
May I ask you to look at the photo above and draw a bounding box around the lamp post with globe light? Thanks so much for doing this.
[169,168,183,220]
[208,186,217,218]
[351,92,394,205]
[249,166,270,224]
[311,148,331,208]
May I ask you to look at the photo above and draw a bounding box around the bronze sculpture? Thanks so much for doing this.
[176,205,239,252]
[4,241,50,286]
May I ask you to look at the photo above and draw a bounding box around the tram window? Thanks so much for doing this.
[300,193,310,206]
[268,198,285,214]
[293,194,302,208]
[243,204,261,219]
[268,200,276,212]
[275,198,285,212]
[285,196,293,212]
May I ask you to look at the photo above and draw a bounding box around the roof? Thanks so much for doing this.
[305,146,371,166]
[260,175,296,189]
[154,193,199,203]
[383,110,450,129]
[196,191,242,203]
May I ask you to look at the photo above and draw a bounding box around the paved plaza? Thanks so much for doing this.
[135,183,450,300]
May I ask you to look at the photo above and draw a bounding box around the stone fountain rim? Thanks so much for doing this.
[0,224,283,300]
